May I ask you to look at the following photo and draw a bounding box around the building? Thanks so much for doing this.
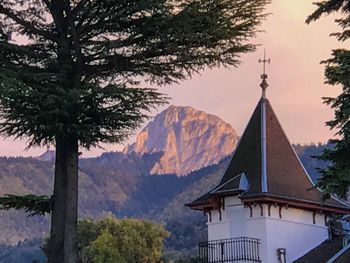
[186,62,350,263]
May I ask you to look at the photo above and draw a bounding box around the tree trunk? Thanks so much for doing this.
[47,136,79,263]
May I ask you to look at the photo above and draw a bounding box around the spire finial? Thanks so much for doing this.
[258,49,270,98]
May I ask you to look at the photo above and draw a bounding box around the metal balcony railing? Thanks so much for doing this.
[199,237,261,263]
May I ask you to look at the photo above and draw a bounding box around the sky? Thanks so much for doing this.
[0,1,346,158]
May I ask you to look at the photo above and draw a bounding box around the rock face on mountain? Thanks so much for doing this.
[124,105,238,176]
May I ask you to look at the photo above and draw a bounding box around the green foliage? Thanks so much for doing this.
[307,1,350,198]
[0,0,269,149]
[77,216,169,263]
[81,231,124,263]
[0,194,51,216]
[316,50,350,198]
[307,0,350,41]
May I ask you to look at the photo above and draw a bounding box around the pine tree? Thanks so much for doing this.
[0,0,269,262]
[307,0,350,199]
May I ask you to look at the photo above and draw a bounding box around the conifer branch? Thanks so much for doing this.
[0,6,56,41]
[0,194,52,217]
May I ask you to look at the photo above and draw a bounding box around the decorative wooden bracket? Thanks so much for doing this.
[313,212,316,225]
[259,203,263,216]
[278,204,288,218]
[312,210,323,225]
[279,205,283,218]
[245,203,253,217]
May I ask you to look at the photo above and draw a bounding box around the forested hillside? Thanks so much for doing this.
[0,143,330,262]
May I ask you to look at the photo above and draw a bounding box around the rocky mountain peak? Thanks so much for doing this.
[124,105,238,176]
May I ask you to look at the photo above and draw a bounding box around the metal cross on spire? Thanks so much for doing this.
[258,49,270,98]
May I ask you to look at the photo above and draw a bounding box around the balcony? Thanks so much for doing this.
[199,237,261,263]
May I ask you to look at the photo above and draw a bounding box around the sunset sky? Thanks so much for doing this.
[0,1,346,157]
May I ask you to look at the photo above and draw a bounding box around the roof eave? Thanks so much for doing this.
[185,203,213,211]
[240,194,350,214]
[186,190,245,211]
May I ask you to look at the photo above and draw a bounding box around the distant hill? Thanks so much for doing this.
[293,143,332,182]
[0,105,331,262]
[35,150,55,162]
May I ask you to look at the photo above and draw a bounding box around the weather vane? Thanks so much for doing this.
[258,49,270,98]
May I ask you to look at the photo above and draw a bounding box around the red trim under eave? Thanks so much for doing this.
[240,195,350,215]
[188,206,212,212]
[186,195,350,214]
[185,203,212,211]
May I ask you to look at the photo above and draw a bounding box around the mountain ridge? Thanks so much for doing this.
[124,105,238,176]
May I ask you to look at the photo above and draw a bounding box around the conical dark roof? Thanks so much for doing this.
[187,96,350,213]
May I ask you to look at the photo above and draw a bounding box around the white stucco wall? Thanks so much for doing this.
[264,205,328,263]
[207,196,239,241]
[207,196,329,263]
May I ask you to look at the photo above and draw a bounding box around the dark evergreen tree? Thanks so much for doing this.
[0,0,269,262]
[0,194,51,216]
[307,0,350,199]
